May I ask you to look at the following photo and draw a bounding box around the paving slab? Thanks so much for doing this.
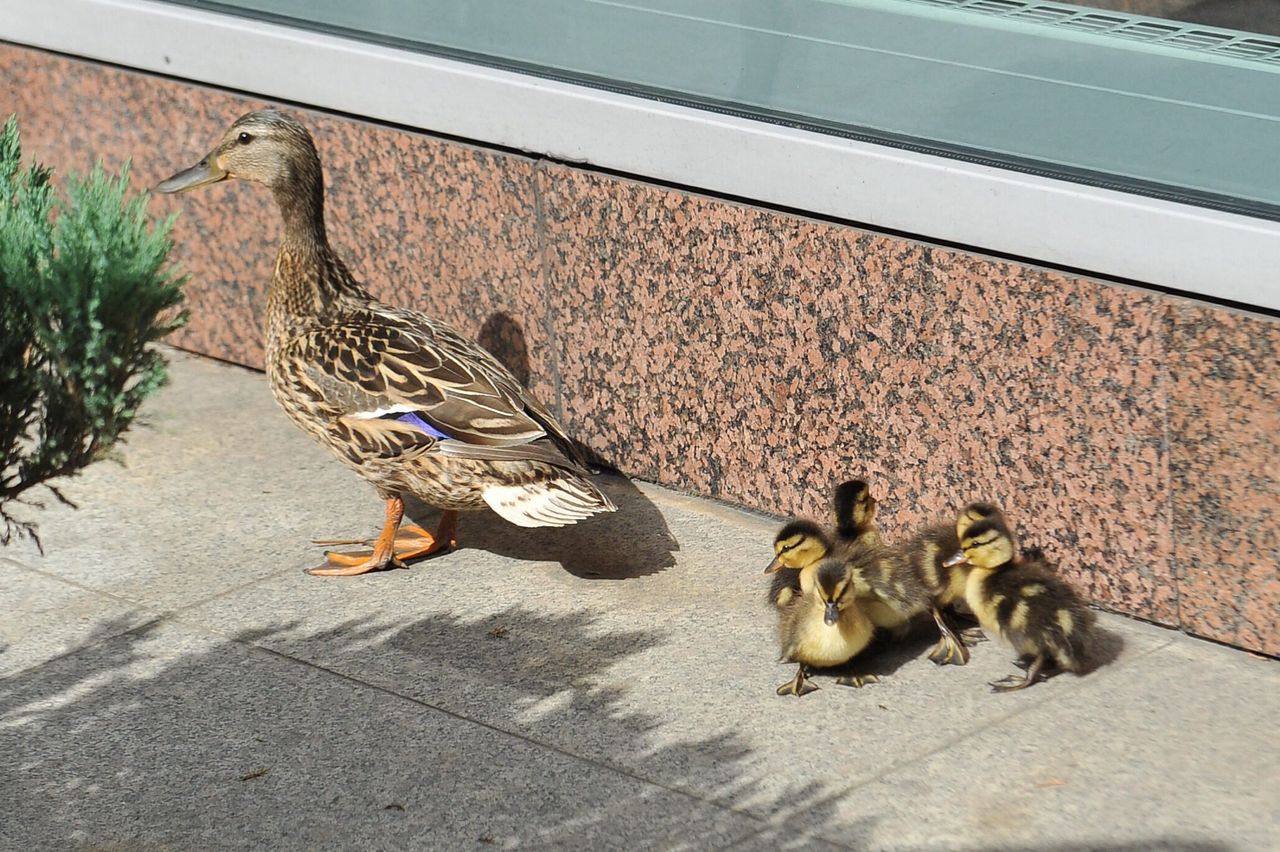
[785,632,1280,850]
[3,352,348,611]
[0,559,149,678]
[0,620,760,851]
[4,349,1278,850]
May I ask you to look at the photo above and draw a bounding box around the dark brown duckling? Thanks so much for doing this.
[949,517,1096,691]
[830,480,922,635]
[832,479,884,549]
[834,495,1000,664]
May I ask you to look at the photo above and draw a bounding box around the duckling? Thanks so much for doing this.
[950,517,1096,692]
[903,501,1004,665]
[763,480,880,610]
[832,486,997,662]
[775,557,877,696]
[766,483,953,643]
[764,519,831,609]
[832,479,883,548]
[830,480,920,633]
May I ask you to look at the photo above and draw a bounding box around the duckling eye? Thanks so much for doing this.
[237,132,253,145]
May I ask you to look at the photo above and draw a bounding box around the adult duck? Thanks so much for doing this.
[158,109,615,576]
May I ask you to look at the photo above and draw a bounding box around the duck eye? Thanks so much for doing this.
[237,132,253,145]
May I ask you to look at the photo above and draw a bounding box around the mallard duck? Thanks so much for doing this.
[765,519,831,609]
[775,557,877,696]
[898,501,1003,666]
[948,515,1096,691]
[766,483,925,636]
[158,110,615,575]
[832,479,883,548]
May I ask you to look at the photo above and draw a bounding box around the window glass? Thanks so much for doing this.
[170,1,1280,219]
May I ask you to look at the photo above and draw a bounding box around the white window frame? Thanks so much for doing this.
[6,0,1280,310]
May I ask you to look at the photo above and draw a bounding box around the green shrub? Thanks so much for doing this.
[0,115,188,546]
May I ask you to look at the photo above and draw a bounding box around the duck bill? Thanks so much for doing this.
[942,550,969,568]
[763,555,784,574]
[157,153,227,193]
[823,602,840,625]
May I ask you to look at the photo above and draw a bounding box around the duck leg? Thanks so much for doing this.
[312,493,458,573]
[776,665,819,697]
[311,509,459,572]
[959,626,988,646]
[388,510,458,561]
[990,654,1050,692]
[927,606,971,666]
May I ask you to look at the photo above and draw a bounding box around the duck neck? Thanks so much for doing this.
[266,165,366,348]
[274,168,328,252]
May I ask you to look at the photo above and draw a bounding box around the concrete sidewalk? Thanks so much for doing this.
[2,350,1276,851]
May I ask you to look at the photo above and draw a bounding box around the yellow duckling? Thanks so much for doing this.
[765,486,911,638]
[765,485,990,656]
[947,516,1096,691]
[774,557,877,697]
[763,480,881,609]
[764,519,831,609]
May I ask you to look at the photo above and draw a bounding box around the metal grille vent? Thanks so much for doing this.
[906,0,1280,66]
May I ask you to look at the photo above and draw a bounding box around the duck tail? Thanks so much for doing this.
[482,474,617,528]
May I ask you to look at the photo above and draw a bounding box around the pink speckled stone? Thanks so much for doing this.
[5,43,1278,653]
[540,167,1176,621]
[0,44,553,405]
[1168,303,1280,656]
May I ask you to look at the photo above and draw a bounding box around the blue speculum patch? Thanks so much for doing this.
[393,411,451,441]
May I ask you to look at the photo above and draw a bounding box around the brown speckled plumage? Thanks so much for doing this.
[159,109,615,531]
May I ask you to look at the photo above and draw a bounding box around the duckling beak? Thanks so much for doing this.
[157,152,228,193]
[824,601,840,625]
[942,550,969,568]
[764,555,784,574]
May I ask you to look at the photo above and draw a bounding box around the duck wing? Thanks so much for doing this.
[278,306,584,471]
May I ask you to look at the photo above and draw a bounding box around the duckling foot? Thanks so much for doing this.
[959,627,988,646]
[776,668,819,697]
[928,609,972,666]
[835,674,880,689]
[990,655,1049,693]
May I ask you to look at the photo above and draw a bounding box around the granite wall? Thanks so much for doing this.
[3,43,1275,655]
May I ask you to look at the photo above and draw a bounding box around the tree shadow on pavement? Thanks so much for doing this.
[0,608,850,850]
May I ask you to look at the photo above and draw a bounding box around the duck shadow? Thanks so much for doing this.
[1083,621,1126,675]
[454,312,679,578]
[476,311,532,386]
[404,472,678,580]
